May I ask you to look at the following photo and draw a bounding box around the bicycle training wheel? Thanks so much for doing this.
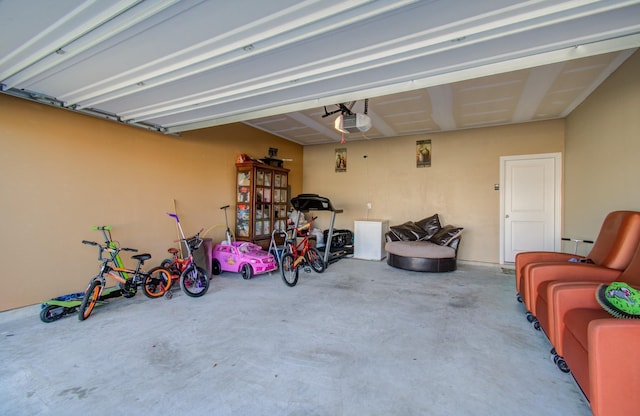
[280,253,299,287]
[78,279,102,321]
[143,267,172,298]
[306,247,326,273]
[180,265,209,297]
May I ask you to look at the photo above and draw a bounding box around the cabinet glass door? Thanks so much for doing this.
[273,172,288,232]
[237,169,251,237]
[255,169,272,237]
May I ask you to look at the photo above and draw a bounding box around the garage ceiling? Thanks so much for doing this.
[2,0,639,145]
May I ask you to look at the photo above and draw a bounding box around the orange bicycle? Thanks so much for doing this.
[280,216,325,287]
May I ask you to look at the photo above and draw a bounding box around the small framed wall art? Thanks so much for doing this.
[335,148,347,172]
[416,139,431,167]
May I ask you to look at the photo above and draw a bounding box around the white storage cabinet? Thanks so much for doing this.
[354,220,389,260]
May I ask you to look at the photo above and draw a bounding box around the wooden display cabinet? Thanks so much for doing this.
[236,161,289,248]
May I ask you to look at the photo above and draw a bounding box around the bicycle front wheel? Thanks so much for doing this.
[280,253,299,287]
[306,247,326,273]
[143,267,172,298]
[180,265,209,297]
[78,279,102,321]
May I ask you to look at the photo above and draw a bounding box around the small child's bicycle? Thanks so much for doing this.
[280,216,325,287]
[78,226,172,321]
[165,213,210,297]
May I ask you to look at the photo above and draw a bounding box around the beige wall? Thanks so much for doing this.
[564,50,640,246]
[302,121,565,264]
[0,95,303,311]
[2,50,638,311]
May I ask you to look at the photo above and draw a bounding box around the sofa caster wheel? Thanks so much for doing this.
[550,348,557,356]
[516,294,522,303]
[555,357,570,373]
[532,320,540,331]
[526,312,535,323]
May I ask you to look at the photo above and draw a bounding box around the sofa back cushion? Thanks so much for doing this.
[588,211,640,270]
[415,214,442,239]
[390,221,430,241]
[430,225,463,246]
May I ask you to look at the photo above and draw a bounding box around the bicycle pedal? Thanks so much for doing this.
[303,266,312,273]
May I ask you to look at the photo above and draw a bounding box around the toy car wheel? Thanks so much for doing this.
[212,259,222,275]
[241,264,253,280]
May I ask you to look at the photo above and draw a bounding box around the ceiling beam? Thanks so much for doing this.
[511,62,565,123]
[428,85,456,131]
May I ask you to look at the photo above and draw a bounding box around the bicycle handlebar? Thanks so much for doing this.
[175,228,204,242]
[83,239,138,262]
[92,226,112,231]
[220,205,230,210]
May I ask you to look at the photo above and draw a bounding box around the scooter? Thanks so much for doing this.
[40,287,122,323]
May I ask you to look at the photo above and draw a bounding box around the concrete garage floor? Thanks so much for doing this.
[0,259,591,416]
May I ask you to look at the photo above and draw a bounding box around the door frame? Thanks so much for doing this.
[499,152,562,264]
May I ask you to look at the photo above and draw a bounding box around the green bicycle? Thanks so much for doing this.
[78,226,172,321]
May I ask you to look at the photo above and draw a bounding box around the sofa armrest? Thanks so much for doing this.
[548,282,601,357]
[448,235,461,256]
[588,319,640,416]
[525,263,621,315]
[515,252,581,293]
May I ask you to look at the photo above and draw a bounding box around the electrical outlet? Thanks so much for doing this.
[367,202,372,209]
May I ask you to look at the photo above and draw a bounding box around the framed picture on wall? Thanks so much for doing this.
[335,148,347,172]
[416,139,431,167]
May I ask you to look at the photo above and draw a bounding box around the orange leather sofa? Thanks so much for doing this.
[547,281,640,416]
[518,211,640,319]
[538,241,640,365]
[514,211,633,298]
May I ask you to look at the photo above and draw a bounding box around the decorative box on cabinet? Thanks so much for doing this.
[354,220,389,260]
[236,161,289,249]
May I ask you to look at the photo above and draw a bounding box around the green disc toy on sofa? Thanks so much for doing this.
[596,281,640,319]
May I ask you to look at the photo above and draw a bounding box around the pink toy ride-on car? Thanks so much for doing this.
[211,241,277,280]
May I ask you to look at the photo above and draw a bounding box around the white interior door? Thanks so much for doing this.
[500,153,561,263]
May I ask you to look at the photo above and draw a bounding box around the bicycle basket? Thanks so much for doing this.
[187,236,203,251]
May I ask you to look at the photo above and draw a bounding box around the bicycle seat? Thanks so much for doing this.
[132,253,152,263]
[168,247,179,255]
